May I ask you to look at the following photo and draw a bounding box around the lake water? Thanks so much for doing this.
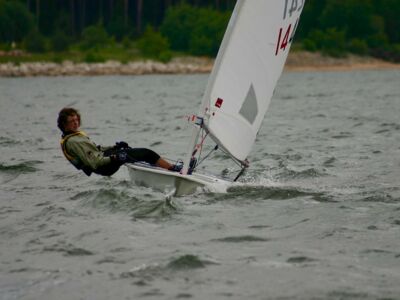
[1,70,400,300]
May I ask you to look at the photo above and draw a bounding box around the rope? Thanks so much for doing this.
[197,144,218,167]
[165,126,248,181]
[192,130,208,157]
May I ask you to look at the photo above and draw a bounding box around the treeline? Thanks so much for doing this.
[26,0,236,39]
[0,0,400,62]
[298,0,400,61]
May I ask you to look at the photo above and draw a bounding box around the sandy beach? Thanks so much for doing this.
[0,51,399,77]
[285,51,400,72]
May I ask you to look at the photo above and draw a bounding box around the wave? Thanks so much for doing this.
[221,185,334,202]
[24,205,80,224]
[0,136,22,146]
[166,254,217,270]
[72,188,140,211]
[377,122,400,132]
[42,241,94,256]
[331,131,354,139]
[276,167,327,179]
[122,254,217,277]
[358,190,399,203]
[71,188,179,218]
[262,152,303,162]
[361,194,398,203]
[246,157,328,181]
[323,157,337,167]
[213,235,271,242]
[286,256,318,264]
[118,254,218,285]
[0,161,41,174]
[36,205,69,219]
[130,199,179,219]
[0,161,42,183]
[306,92,333,98]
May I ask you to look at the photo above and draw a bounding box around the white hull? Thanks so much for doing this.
[126,163,231,196]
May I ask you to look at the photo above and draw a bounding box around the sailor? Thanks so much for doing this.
[57,107,183,176]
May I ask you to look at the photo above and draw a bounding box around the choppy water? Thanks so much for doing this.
[1,70,400,300]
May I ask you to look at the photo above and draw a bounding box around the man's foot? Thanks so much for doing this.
[169,157,197,174]
[169,160,183,172]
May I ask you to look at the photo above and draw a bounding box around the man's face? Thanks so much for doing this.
[64,114,80,132]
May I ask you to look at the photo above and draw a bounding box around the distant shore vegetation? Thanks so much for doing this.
[0,0,399,64]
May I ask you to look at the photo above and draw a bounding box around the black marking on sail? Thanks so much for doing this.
[239,84,258,124]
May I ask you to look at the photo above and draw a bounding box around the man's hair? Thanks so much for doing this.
[57,107,81,133]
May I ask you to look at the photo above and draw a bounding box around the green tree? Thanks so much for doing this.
[160,3,198,51]
[106,16,130,41]
[136,25,171,62]
[80,24,110,50]
[300,0,400,59]
[348,38,369,55]
[320,0,376,39]
[372,0,400,44]
[51,30,71,52]
[189,7,230,56]
[296,0,327,39]
[160,4,230,56]
[307,28,347,57]
[0,0,35,43]
[24,29,46,52]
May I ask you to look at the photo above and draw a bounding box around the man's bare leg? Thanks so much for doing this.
[155,158,173,170]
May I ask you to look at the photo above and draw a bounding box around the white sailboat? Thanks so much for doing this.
[126,0,305,196]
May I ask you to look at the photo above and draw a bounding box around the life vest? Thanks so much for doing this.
[60,131,93,176]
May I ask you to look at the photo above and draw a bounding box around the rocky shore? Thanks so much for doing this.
[0,57,214,77]
[0,52,399,77]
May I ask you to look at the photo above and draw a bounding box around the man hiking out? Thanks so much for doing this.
[57,107,186,177]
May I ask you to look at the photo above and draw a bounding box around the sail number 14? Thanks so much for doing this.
[275,19,299,56]
[276,0,303,56]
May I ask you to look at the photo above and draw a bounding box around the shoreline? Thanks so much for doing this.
[0,51,399,77]
[284,51,400,72]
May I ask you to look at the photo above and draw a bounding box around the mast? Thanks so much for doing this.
[181,0,243,175]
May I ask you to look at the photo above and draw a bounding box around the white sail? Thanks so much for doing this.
[200,0,305,162]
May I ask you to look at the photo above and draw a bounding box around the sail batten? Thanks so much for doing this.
[198,0,305,163]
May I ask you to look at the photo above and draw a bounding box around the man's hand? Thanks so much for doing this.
[111,152,127,163]
[115,141,129,149]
